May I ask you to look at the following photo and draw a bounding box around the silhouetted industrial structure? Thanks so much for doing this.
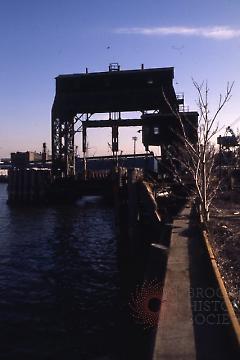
[51,64,198,178]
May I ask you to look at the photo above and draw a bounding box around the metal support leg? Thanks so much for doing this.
[112,124,119,165]
[82,125,87,179]
[52,110,75,178]
[64,117,75,177]
[52,110,63,177]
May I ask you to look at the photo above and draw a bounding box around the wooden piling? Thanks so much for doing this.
[7,168,51,205]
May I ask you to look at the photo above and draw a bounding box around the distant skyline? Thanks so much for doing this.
[0,0,240,158]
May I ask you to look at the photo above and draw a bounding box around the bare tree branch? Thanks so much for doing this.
[163,79,234,223]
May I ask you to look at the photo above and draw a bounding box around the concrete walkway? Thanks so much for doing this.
[153,205,196,360]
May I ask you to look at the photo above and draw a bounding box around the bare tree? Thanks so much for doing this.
[163,80,234,223]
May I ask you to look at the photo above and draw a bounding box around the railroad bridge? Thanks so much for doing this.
[51,64,198,178]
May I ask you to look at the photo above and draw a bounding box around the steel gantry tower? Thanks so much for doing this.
[51,65,198,178]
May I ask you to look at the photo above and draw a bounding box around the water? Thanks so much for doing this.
[0,183,119,360]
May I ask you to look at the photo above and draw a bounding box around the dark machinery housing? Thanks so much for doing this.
[142,112,198,148]
[217,126,239,148]
[51,64,198,177]
[217,126,240,169]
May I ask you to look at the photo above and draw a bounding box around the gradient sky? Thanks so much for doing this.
[0,0,240,158]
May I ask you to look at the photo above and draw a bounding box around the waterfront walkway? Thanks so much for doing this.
[152,205,238,360]
[153,205,196,360]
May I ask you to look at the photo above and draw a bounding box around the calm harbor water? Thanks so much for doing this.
[0,183,119,360]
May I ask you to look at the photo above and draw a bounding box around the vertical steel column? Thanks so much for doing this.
[112,124,119,156]
[109,63,120,165]
[110,111,120,165]
[52,110,75,177]
[63,115,75,177]
[82,124,87,179]
[52,109,63,176]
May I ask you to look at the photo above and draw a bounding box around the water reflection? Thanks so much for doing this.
[0,185,119,359]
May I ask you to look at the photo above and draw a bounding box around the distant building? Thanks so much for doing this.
[75,153,159,175]
[0,169,8,182]
[11,151,42,168]
[0,158,11,164]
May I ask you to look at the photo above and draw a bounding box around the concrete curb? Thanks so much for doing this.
[201,226,240,350]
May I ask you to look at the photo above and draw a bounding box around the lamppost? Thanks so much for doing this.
[132,136,138,157]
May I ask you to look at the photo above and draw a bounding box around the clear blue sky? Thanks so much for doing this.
[0,0,240,157]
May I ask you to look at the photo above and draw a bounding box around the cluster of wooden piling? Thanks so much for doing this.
[114,167,162,251]
[86,169,111,180]
[8,168,51,204]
